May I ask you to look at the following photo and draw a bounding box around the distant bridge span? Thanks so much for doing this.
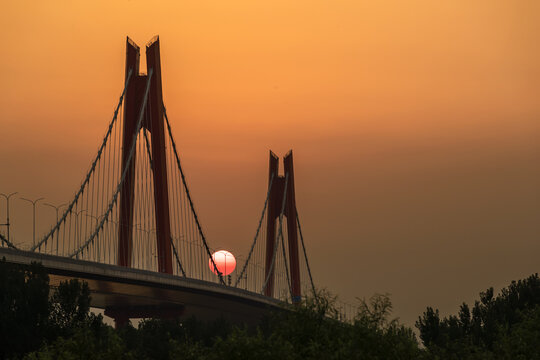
[0,247,282,326]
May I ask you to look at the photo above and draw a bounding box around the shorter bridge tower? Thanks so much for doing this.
[264,151,302,303]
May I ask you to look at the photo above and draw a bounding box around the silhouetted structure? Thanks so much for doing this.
[2,36,318,327]
[119,37,173,274]
[265,151,302,303]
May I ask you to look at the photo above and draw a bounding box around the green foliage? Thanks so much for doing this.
[417,273,540,359]
[0,258,122,359]
[493,305,540,359]
[1,263,422,360]
[117,289,420,359]
[7,257,539,359]
[0,258,51,358]
[350,293,422,360]
[356,292,396,329]
[208,327,294,360]
[254,289,422,360]
[24,325,127,360]
[49,278,93,337]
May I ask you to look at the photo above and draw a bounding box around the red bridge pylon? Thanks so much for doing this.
[264,150,302,303]
[118,37,173,274]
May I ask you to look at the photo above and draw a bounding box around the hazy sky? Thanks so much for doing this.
[1,0,539,327]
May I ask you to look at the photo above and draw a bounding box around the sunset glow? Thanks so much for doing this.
[0,0,539,328]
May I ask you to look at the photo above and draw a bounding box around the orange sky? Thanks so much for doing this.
[1,0,539,326]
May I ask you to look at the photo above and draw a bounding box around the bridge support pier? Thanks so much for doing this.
[264,150,302,303]
[105,304,185,329]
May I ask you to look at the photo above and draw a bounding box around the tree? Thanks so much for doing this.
[417,273,540,359]
[49,279,92,335]
[0,259,50,358]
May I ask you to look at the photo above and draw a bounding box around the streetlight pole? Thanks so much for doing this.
[20,197,44,248]
[132,223,141,268]
[1,192,18,243]
[73,209,87,250]
[44,202,67,255]
[144,228,157,270]
[44,202,67,223]
[85,214,106,261]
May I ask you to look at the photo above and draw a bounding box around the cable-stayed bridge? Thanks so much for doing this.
[0,37,327,326]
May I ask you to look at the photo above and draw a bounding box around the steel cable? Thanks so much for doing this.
[234,173,274,287]
[296,208,317,298]
[70,69,153,258]
[0,233,17,249]
[261,173,289,295]
[163,106,224,285]
[32,69,134,252]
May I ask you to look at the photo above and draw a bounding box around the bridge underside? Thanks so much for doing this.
[0,248,281,327]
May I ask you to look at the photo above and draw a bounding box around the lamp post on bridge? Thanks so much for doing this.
[20,196,44,247]
[44,202,67,254]
[1,192,17,244]
[132,224,157,270]
[85,213,106,228]
[44,202,67,223]
[132,223,141,268]
[90,216,117,264]
[137,227,156,271]
[85,214,107,261]
[73,209,87,250]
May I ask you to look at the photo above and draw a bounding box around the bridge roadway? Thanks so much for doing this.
[0,248,282,326]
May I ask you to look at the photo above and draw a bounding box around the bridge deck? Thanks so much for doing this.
[0,248,283,325]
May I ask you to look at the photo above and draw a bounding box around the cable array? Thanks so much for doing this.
[234,174,274,287]
[16,70,318,304]
[232,174,318,303]
[163,106,224,284]
[261,173,289,296]
[31,69,133,254]
[70,69,154,260]
[296,209,317,298]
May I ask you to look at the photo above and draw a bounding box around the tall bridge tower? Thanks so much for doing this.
[118,37,173,274]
